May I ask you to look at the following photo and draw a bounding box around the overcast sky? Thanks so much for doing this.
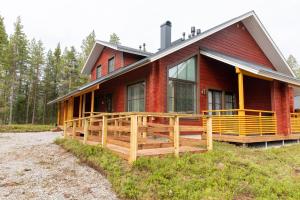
[1,0,300,60]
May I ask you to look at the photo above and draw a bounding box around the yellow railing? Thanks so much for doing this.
[202,109,277,135]
[290,113,300,133]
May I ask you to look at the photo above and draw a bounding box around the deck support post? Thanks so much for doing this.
[57,103,60,126]
[265,141,268,149]
[169,117,175,138]
[174,116,180,157]
[142,116,147,138]
[63,121,67,138]
[83,118,88,144]
[90,91,95,126]
[72,121,76,139]
[129,115,138,164]
[102,115,108,147]
[206,117,213,151]
[79,95,82,126]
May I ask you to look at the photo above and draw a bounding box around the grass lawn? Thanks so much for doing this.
[55,138,300,200]
[0,124,54,133]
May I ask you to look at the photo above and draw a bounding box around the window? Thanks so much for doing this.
[108,57,115,73]
[168,57,196,113]
[208,90,236,115]
[208,90,222,111]
[127,82,145,112]
[96,65,102,78]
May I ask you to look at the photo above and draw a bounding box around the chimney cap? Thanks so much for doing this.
[160,20,172,27]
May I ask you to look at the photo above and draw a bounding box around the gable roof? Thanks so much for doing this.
[81,40,153,74]
[49,11,297,104]
[148,10,295,77]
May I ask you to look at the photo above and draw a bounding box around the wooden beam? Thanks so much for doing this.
[57,102,60,126]
[174,116,180,157]
[142,116,147,138]
[83,118,88,144]
[102,115,108,147]
[91,91,95,115]
[129,115,138,164]
[169,117,174,137]
[236,67,245,116]
[82,94,86,118]
[206,117,213,150]
[72,121,76,139]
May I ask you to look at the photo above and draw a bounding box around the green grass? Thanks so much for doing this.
[0,124,54,132]
[55,138,300,200]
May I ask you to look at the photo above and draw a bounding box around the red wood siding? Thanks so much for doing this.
[123,52,144,66]
[244,76,272,110]
[90,48,145,81]
[200,22,275,70]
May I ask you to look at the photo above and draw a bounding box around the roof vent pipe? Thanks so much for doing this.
[143,43,146,52]
[182,32,186,40]
[191,26,195,37]
[160,21,172,50]
[196,29,201,35]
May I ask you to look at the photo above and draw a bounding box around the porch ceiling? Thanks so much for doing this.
[200,49,300,87]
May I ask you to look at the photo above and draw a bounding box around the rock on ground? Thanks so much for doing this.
[0,132,118,200]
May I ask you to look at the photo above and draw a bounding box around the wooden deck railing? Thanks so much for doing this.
[291,113,300,133]
[202,109,277,136]
[63,112,212,163]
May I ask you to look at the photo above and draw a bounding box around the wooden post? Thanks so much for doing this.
[102,115,108,147]
[90,91,95,126]
[72,121,76,139]
[63,101,67,124]
[83,118,88,144]
[79,95,82,126]
[206,117,213,151]
[137,116,142,137]
[142,116,147,138]
[82,94,86,117]
[174,116,180,157]
[63,121,67,138]
[169,117,174,138]
[129,115,138,164]
[57,102,60,126]
[236,67,245,116]
[114,119,118,136]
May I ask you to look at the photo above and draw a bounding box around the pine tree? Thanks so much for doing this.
[7,16,28,124]
[0,16,9,124]
[79,30,96,68]
[287,55,300,77]
[109,33,120,44]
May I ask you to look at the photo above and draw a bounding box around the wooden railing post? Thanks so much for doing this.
[259,112,263,135]
[174,116,180,157]
[102,115,108,147]
[83,118,88,144]
[129,115,138,164]
[142,116,147,138]
[206,117,213,151]
[72,121,76,139]
[63,121,67,138]
[169,117,174,138]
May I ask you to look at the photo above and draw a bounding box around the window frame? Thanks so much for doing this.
[108,56,115,73]
[126,81,146,112]
[167,56,197,113]
[96,65,102,79]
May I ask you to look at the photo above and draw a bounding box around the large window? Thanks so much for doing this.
[96,65,102,78]
[127,82,145,112]
[168,57,196,113]
[108,57,115,73]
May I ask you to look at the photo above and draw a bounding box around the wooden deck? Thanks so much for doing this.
[213,133,300,144]
[63,112,213,163]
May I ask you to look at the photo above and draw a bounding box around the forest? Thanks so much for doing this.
[0,15,96,125]
[0,15,299,125]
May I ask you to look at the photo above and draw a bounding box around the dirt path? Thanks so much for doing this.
[0,132,118,200]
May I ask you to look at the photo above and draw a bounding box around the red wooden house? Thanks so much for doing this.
[49,11,300,144]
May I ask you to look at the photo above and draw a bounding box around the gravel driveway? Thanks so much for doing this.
[0,132,118,200]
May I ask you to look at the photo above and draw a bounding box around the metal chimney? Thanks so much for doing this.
[191,26,195,37]
[160,21,172,50]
